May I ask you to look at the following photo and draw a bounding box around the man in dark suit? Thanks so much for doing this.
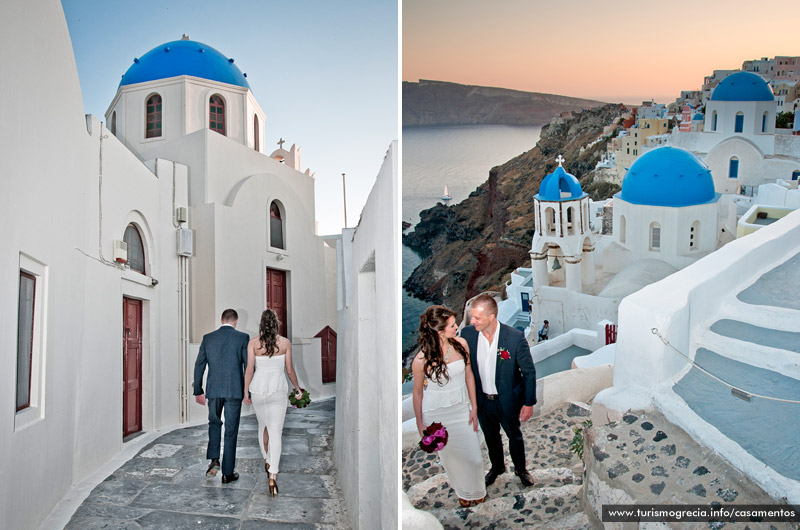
[193,308,249,483]
[460,294,536,487]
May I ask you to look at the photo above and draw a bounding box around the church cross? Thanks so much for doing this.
[556,154,565,167]
[278,138,286,149]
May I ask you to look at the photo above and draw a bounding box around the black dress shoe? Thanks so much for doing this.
[221,472,239,484]
[485,467,505,486]
[206,459,221,477]
[516,470,535,487]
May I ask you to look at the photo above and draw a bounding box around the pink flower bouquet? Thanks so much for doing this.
[419,422,448,453]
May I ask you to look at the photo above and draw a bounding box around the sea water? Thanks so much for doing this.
[402,125,542,356]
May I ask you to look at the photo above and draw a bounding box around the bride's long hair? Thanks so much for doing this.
[417,305,469,383]
[258,309,280,356]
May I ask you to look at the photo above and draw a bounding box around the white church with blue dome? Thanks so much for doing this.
[672,70,800,196]
[0,4,400,527]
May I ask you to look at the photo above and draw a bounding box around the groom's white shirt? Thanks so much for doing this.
[477,325,500,394]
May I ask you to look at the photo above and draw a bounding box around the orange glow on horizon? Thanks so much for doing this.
[403,0,800,104]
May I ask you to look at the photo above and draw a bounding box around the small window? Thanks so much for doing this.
[270,202,285,249]
[712,111,718,131]
[111,111,117,136]
[650,223,661,251]
[619,215,626,243]
[762,112,768,133]
[254,115,260,152]
[16,272,35,411]
[124,224,146,274]
[690,221,699,250]
[145,94,162,138]
[209,95,226,136]
[729,157,739,179]
[734,112,744,133]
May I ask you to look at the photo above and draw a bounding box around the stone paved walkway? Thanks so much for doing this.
[64,399,349,529]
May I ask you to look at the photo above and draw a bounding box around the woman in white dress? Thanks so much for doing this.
[412,305,486,507]
[243,309,303,496]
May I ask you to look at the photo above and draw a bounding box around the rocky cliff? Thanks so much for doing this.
[403,104,625,319]
[403,79,607,126]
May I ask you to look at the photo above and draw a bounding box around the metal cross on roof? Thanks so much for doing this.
[556,154,565,167]
[277,138,286,149]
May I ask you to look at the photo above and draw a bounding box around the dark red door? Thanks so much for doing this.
[316,326,337,383]
[266,268,288,336]
[123,297,142,437]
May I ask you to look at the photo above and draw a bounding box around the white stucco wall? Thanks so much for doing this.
[334,142,398,530]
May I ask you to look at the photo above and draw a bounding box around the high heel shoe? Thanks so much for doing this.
[268,477,279,497]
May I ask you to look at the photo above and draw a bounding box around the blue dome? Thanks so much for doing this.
[536,165,586,201]
[120,40,250,89]
[710,72,773,102]
[692,113,704,120]
[619,147,716,207]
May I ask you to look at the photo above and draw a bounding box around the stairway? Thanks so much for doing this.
[673,251,800,483]
[402,403,595,528]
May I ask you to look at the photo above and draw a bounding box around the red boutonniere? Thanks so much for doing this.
[498,348,511,362]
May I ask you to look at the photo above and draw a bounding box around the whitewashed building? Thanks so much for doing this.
[0,2,360,528]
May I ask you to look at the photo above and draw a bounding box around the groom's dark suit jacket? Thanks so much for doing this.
[193,325,249,399]
[461,323,536,417]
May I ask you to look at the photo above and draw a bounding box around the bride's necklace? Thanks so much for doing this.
[443,343,453,363]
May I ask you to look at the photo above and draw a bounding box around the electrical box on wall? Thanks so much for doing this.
[176,207,188,223]
[113,240,128,263]
[177,228,194,257]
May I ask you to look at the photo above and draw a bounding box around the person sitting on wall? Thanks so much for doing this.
[537,320,549,342]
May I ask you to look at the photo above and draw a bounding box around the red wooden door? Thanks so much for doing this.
[122,297,142,437]
[316,326,337,383]
[266,268,288,336]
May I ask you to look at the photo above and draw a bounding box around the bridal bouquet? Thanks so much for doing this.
[419,422,448,453]
[289,388,311,408]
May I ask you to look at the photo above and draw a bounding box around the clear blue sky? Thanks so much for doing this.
[62,0,398,235]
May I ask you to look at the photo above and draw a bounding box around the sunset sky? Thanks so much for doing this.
[403,0,799,104]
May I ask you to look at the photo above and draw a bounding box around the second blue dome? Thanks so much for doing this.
[619,147,716,207]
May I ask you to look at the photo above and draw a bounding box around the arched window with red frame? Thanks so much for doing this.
[145,94,162,138]
[209,95,226,136]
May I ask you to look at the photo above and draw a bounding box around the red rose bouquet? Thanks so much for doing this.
[419,422,448,453]
[498,348,511,362]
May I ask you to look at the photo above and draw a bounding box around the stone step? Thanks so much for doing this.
[429,483,582,528]
[407,466,581,508]
[694,327,799,376]
[537,510,594,530]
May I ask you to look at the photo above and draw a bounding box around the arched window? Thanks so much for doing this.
[762,112,768,133]
[690,221,699,250]
[209,95,226,136]
[545,207,556,235]
[145,94,162,138]
[254,115,260,152]
[712,111,718,131]
[734,112,744,133]
[649,222,661,251]
[123,224,146,274]
[567,206,577,235]
[270,202,284,249]
[792,170,800,181]
[111,111,117,136]
[729,156,739,179]
[619,215,626,243]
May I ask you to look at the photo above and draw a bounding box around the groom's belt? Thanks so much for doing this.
[484,393,499,400]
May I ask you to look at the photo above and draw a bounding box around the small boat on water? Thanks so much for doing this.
[441,185,452,201]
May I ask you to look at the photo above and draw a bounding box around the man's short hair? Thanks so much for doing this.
[221,308,238,322]
[471,293,498,316]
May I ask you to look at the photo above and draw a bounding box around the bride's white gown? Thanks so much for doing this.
[422,359,486,501]
[250,355,289,473]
